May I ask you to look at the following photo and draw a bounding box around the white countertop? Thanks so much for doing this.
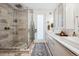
[47,32,79,56]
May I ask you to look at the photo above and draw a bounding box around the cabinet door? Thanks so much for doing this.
[52,38,75,56]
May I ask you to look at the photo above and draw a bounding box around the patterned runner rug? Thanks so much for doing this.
[31,43,50,56]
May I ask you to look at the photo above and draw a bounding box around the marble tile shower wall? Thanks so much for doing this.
[0,4,33,49]
[0,4,14,48]
[12,10,28,48]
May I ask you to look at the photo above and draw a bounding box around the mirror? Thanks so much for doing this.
[53,4,63,32]
[58,4,63,28]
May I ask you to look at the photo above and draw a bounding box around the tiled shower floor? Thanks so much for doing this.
[31,43,50,56]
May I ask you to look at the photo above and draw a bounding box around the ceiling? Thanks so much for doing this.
[9,3,59,11]
[22,3,59,11]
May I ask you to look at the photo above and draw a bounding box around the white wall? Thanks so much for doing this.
[46,11,54,32]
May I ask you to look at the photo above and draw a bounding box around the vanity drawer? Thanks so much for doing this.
[46,34,76,56]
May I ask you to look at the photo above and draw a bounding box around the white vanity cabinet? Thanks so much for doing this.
[46,34,75,56]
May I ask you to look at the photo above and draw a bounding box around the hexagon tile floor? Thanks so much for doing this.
[31,43,50,56]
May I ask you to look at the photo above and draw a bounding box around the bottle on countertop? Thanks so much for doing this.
[72,32,76,36]
[60,31,65,36]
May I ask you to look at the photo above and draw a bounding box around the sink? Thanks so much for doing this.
[56,34,68,37]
